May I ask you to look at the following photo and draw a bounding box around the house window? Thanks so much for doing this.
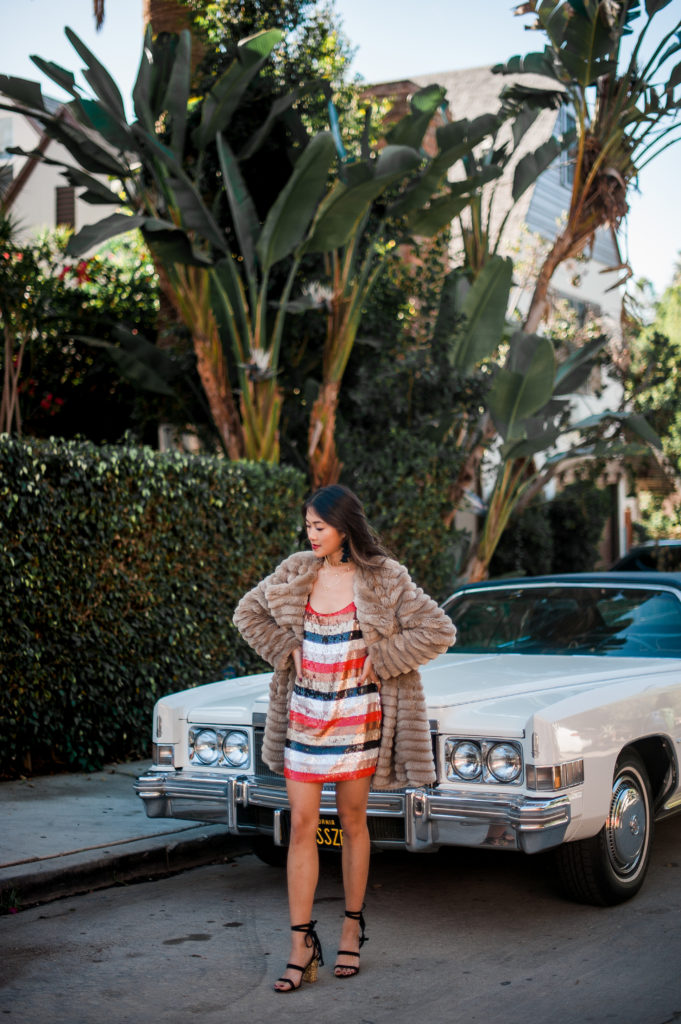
[55,186,76,228]
[558,105,577,189]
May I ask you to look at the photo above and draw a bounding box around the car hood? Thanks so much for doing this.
[169,652,680,729]
[419,651,680,708]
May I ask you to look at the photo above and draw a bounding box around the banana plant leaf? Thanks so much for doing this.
[389,115,502,218]
[0,74,47,111]
[488,332,556,439]
[216,133,260,284]
[162,30,191,158]
[647,0,675,14]
[405,192,472,237]
[77,98,133,151]
[257,131,336,271]
[133,26,169,132]
[66,213,147,256]
[441,256,514,373]
[551,2,616,86]
[571,409,662,448]
[386,84,447,150]
[492,49,559,79]
[238,82,321,161]
[3,148,120,204]
[553,333,607,393]
[75,329,177,397]
[194,29,284,148]
[29,57,80,99]
[304,145,421,254]
[143,222,213,268]
[500,424,563,459]
[65,27,127,120]
[512,132,572,201]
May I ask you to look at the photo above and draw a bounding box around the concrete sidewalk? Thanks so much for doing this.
[0,761,245,911]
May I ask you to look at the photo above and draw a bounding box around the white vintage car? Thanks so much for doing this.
[135,572,681,906]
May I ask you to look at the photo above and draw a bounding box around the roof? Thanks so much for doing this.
[402,66,618,267]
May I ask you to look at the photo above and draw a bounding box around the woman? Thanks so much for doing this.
[233,485,456,992]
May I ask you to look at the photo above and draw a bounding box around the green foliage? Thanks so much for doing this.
[0,436,306,777]
[490,479,611,577]
[337,236,486,601]
[488,500,553,577]
[0,228,203,445]
[623,263,681,473]
[549,478,612,573]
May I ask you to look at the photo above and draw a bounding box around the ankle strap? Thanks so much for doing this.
[291,921,316,933]
[344,907,367,947]
[344,910,363,920]
[290,920,324,966]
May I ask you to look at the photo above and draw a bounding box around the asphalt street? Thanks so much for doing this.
[2,816,681,1024]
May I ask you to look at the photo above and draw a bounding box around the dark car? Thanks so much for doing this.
[611,539,681,572]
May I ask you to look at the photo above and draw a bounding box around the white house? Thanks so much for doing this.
[372,68,676,563]
[0,101,107,239]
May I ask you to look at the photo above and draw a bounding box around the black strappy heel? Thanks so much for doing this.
[334,907,367,978]
[274,921,324,993]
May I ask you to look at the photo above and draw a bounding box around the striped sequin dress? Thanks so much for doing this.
[284,601,382,782]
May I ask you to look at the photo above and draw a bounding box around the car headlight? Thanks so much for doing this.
[449,740,483,780]
[193,728,219,765]
[445,737,523,784]
[487,742,522,783]
[188,726,251,769]
[222,730,249,767]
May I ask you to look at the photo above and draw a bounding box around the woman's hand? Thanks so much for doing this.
[360,653,381,691]
[292,647,303,682]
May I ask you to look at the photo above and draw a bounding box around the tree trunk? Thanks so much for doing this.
[308,381,342,488]
[142,0,206,72]
[443,413,496,528]
[153,260,244,458]
[193,327,244,460]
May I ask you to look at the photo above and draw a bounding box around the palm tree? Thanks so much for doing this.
[93,0,193,34]
[495,0,681,333]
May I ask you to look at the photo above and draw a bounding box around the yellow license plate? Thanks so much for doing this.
[317,816,343,848]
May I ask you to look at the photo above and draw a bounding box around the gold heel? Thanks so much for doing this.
[303,957,319,983]
[274,921,324,993]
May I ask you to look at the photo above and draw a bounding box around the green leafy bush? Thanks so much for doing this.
[0,436,306,777]
[489,479,611,577]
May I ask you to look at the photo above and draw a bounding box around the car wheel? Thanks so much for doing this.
[554,750,653,906]
[251,836,287,867]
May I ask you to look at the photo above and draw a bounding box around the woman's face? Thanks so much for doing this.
[305,506,345,561]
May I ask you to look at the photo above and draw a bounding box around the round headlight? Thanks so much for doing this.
[487,742,522,783]
[222,730,249,767]
[451,740,482,780]
[193,728,219,765]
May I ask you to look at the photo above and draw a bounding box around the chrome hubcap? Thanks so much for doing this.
[606,771,648,876]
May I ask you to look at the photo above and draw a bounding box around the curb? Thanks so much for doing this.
[1,828,250,912]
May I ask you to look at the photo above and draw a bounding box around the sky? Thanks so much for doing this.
[1,0,680,295]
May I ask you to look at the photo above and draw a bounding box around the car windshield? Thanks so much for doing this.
[444,585,681,658]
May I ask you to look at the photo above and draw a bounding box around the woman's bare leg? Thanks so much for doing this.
[334,776,372,975]
[274,778,323,991]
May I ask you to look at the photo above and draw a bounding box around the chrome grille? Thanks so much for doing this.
[254,727,284,784]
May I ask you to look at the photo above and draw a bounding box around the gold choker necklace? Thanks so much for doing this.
[323,555,352,571]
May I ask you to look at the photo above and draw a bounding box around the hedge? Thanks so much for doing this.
[1,436,306,777]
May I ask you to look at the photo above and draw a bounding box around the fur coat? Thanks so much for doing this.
[233,551,456,790]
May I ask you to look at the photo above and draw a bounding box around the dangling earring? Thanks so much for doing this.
[341,539,351,563]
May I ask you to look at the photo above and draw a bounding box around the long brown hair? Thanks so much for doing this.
[303,485,389,568]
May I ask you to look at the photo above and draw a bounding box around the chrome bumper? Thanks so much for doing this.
[135,768,571,854]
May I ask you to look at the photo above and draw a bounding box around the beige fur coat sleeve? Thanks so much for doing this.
[233,551,456,790]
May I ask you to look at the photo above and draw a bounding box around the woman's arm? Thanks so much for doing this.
[367,565,456,679]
